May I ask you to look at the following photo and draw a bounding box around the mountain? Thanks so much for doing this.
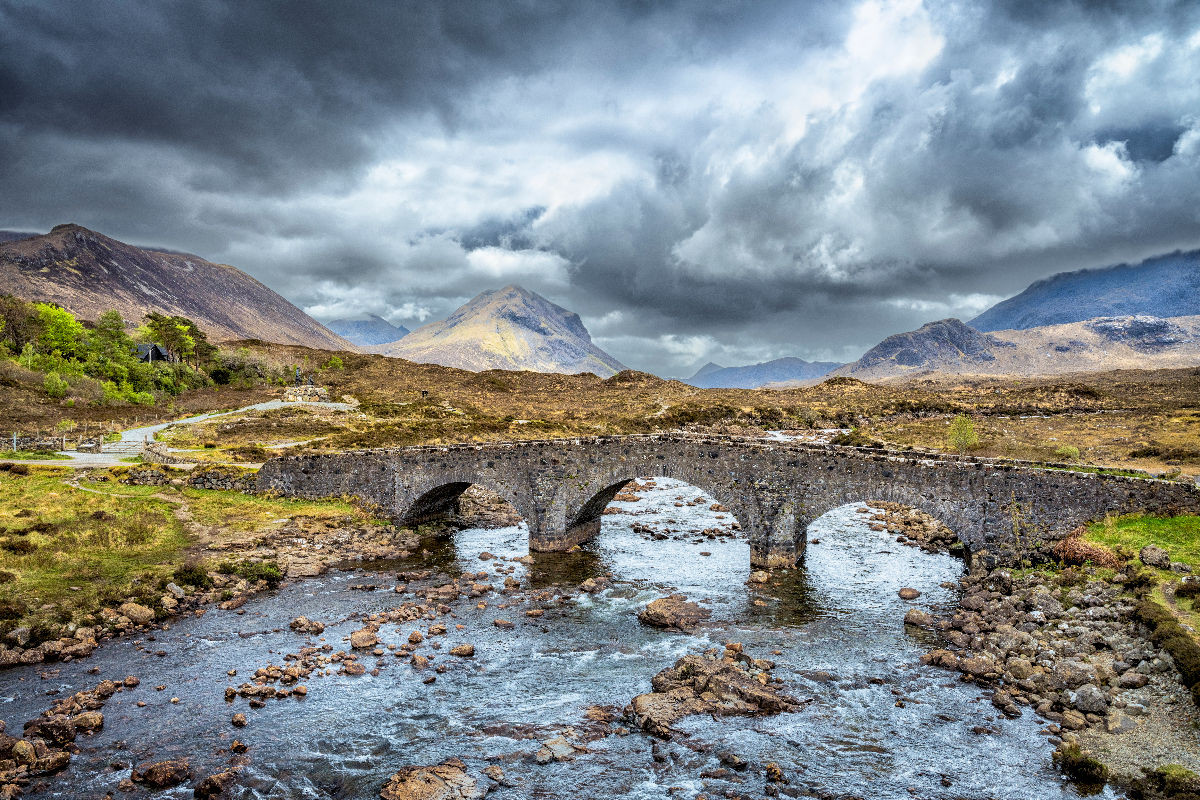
[378,285,626,376]
[0,231,39,244]
[829,315,1200,381]
[971,250,1200,331]
[326,313,410,347]
[0,224,351,349]
[688,362,724,380]
[685,357,840,388]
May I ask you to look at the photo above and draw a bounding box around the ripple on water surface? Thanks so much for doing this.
[0,478,1107,799]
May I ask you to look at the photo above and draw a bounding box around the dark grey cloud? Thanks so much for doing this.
[2,0,1199,374]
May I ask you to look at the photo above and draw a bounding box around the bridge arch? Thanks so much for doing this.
[544,461,777,563]
[394,471,540,535]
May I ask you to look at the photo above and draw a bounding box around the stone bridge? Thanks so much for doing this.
[256,434,1200,569]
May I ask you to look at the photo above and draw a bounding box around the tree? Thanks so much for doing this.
[947,414,979,452]
[0,295,41,353]
[35,303,86,357]
[92,310,135,362]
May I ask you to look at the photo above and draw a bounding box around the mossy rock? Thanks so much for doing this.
[1054,743,1108,786]
[1130,764,1200,800]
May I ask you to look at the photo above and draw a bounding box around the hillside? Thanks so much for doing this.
[0,224,351,348]
[326,313,409,347]
[685,356,840,388]
[971,250,1200,331]
[825,315,1200,381]
[378,285,626,376]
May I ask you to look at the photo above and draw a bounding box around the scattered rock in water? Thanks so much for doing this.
[131,758,191,789]
[637,595,711,632]
[289,616,325,635]
[626,646,801,737]
[748,570,769,585]
[379,758,483,800]
[195,769,238,799]
[534,735,587,764]
[903,608,934,628]
[350,629,379,649]
[449,644,475,658]
[898,587,921,600]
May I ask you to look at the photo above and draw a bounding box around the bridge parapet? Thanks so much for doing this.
[256,434,1200,570]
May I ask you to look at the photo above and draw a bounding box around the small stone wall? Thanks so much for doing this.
[142,443,191,465]
[122,464,257,493]
[7,435,62,452]
[282,386,330,402]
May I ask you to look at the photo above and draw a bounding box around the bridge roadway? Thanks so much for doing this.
[256,433,1200,569]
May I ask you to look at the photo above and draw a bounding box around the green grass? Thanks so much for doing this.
[0,468,189,642]
[180,486,376,531]
[0,450,69,461]
[1085,514,1200,570]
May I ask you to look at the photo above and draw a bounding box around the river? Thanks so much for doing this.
[0,478,1108,799]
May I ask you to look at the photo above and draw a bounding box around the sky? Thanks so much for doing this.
[2,0,1200,375]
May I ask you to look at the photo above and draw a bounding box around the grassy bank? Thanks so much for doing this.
[0,465,384,648]
[0,466,187,641]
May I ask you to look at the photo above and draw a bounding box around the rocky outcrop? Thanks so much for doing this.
[626,644,801,738]
[379,758,483,800]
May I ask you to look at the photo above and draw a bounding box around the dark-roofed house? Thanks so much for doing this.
[134,343,172,363]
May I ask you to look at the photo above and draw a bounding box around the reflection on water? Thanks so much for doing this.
[0,478,1106,799]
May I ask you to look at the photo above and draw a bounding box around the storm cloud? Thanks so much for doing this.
[2,0,1199,373]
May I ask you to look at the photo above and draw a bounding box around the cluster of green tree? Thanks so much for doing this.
[0,296,218,406]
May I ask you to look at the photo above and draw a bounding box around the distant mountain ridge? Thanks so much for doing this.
[378,285,626,376]
[971,250,1200,331]
[827,315,1200,381]
[326,314,410,347]
[0,224,351,349]
[685,356,840,388]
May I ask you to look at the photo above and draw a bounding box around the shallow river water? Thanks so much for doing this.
[0,479,1109,799]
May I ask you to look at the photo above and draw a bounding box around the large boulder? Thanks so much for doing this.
[131,759,191,789]
[118,602,156,626]
[638,595,711,632]
[1140,545,1171,569]
[379,758,483,800]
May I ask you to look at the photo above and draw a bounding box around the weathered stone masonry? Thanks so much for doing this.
[256,434,1200,569]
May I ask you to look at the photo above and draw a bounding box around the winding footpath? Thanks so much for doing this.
[2,398,354,468]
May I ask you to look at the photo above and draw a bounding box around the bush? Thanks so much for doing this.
[43,371,69,398]
[1054,445,1081,462]
[217,559,283,588]
[172,563,213,589]
[1053,535,1121,568]
[947,414,979,452]
[1175,582,1200,600]
[322,355,344,371]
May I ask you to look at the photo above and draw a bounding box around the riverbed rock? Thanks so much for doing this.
[131,758,191,789]
[379,758,483,800]
[898,588,921,600]
[350,629,379,649]
[534,735,585,764]
[289,617,325,636]
[118,603,156,626]
[627,650,800,737]
[1140,545,1171,569]
[195,769,237,799]
[449,644,475,658]
[638,595,711,632]
[1070,684,1109,715]
[72,711,103,732]
[903,608,934,628]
